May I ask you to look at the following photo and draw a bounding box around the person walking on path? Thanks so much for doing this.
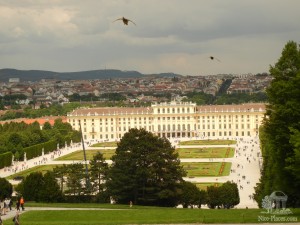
[4,198,10,213]
[0,215,3,225]
[19,197,24,211]
[13,212,20,225]
[0,199,5,215]
[15,200,20,212]
[9,198,13,211]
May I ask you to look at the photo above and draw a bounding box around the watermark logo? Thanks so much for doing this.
[258,191,297,222]
[261,191,291,215]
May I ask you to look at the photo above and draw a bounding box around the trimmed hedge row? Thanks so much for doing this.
[0,152,13,169]
[24,140,58,160]
[23,134,80,160]
[1,130,81,167]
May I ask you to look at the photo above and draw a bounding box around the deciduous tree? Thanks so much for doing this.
[219,181,240,209]
[16,172,44,201]
[0,178,13,199]
[107,128,186,206]
[178,181,200,208]
[39,171,63,202]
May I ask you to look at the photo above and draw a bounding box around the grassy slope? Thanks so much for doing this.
[3,207,300,224]
[55,150,115,160]
[90,142,118,147]
[7,165,62,179]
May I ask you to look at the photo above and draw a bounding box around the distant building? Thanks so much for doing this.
[67,102,266,141]
[0,116,67,129]
[9,78,20,83]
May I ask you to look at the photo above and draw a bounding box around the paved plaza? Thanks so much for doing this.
[0,136,261,209]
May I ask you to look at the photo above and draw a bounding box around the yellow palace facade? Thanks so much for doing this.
[67,102,266,141]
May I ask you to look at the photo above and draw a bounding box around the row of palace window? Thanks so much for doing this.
[71,117,261,132]
[157,116,192,121]
[82,122,259,133]
[156,107,195,114]
[86,130,253,140]
[69,114,259,124]
[84,125,152,133]
[157,131,252,138]
[74,121,259,129]
[201,131,252,137]
[197,115,258,119]
[197,123,259,129]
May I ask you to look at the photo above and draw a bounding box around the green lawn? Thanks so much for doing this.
[57,148,234,161]
[55,150,115,160]
[195,182,222,190]
[24,202,134,209]
[176,147,234,158]
[182,162,231,177]
[179,139,237,145]
[3,207,300,224]
[7,165,63,179]
[7,160,231,179]
[90,141,118,147]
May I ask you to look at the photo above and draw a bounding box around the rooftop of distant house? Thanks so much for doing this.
[0,116,67,126]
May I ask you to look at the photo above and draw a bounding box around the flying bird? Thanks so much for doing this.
[209,56,221,62]
[113,17,136,26]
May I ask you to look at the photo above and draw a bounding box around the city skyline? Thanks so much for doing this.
[0,0,299,75]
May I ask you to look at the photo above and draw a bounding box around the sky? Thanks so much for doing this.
[0,0,300,76]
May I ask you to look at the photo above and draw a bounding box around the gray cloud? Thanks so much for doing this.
[0,0,299,75]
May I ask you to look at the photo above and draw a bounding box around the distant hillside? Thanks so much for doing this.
[0,69,182,82]
[145,72,182,78]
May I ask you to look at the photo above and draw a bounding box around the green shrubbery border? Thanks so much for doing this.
[0,152,13,169]
[23,131,81,161]
[23,140,58,160]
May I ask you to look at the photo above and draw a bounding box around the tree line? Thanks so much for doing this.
[0,119,81,162]
[183,91,268,105]
[254,41,300,207]
[0,102,81,121]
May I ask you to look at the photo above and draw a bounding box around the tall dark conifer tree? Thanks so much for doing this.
[89,152,109,197]
[254,41,300,207]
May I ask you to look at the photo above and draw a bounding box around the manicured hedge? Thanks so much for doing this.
[24,140,58,160]
[0,152,13,169]
[23,135,81,160]
[44,140,58,155]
